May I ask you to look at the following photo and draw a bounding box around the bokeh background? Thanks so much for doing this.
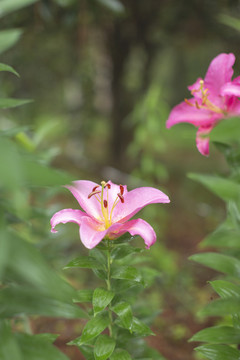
[1,1,240,359]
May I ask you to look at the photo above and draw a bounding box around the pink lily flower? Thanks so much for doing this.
[51,180,170,249]
[166,53,240,156]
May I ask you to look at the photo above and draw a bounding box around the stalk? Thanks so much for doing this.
[106,239,113,337]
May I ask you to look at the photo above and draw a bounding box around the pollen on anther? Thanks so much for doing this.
[106,183,111,189]
[117,193,124,203]
[104,200,108,208]
[88,190,101,199]
[92,185,99,192]
[119,185,124,195]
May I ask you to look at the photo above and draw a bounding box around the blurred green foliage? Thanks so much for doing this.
[1,0,240,359]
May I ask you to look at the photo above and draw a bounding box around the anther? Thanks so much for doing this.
[184,99,194,107]
[106,183,111,189]
[92,185,100,192]
[119,185,124,195]
[195,101,200,109]
[88,190,101,199]
[104,200,108,208]
[117,193,124,203]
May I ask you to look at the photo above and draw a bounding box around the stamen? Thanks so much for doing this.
[195,101,200,109]
[104,200,108,208]
[88,190,101,199]
[92,185,100,192]
[119,185,124,195]
[184,99,194,106]
[117,193,124,203]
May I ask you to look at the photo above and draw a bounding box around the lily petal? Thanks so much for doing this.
[196,124,215,156]
[112,187,170,223]
[221,77,240,98]
[166,100,221,129]
[105,181,128,210]
[65,180,102,221]
[112,218,157,249]
[51,208,85,233]
[204,53,235,97]
[79,216,108,249]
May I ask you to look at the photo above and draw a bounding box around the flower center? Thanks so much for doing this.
[185,80,226,115]
[88,181,124,229]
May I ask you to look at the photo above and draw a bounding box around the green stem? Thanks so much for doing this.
[106,240,113,337]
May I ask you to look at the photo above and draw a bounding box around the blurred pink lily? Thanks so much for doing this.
[51,180,170,249]
[166,53,240,156]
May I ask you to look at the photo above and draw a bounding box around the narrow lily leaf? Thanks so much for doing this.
[189,253,240,278]
[110,349,132,360]
[188,173,240,201]
[93,288,115,316]
[15,333,69,360]
[210,280,240,299]
[111,244,143,260]
[0,0,38,18]
[0,286,88,319]
[96,0,125,13]
[94,334,116,360]
[0,29,22,54]
[77,344,95,360]
[195,344,240,360]
[70,312,110,345]
[73,289,93,303]
[112,266,142,283]
[111,302,133,330]
[190,325,240,344]
[211,116,240,142]
[201,229,240,248]
[64,256,104,270]
[131,317,155,337]
[0,63,19,77]
[200,298,240,316]
[0,98,32,109]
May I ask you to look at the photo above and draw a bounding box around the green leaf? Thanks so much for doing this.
[188,173,240,201]
[64,256,105,270]
[0,63,19,77]
[190,325,240,344]
[210,116,240,142]
[189,253,240,278]
[200,298,240,317]
[111,302,133,330]
[0,0,38,18]
[73,289,93,303]
[15,332,69,360]
[131,317,154,337]
[0,29,22,54]
[0,286,88,319]
[70,312,110,345]
[111,266,142,283]
[96,0,124,13]
[77,344,95,360]
[93,288,115,316]
[210,280,240,299]
[94,335,116,360]
[195,344,240,360]
[110,349,132,360]
[0,98,32,109]
[0,321,21,360]
[201,228,240,249]
[111,244,143,260]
